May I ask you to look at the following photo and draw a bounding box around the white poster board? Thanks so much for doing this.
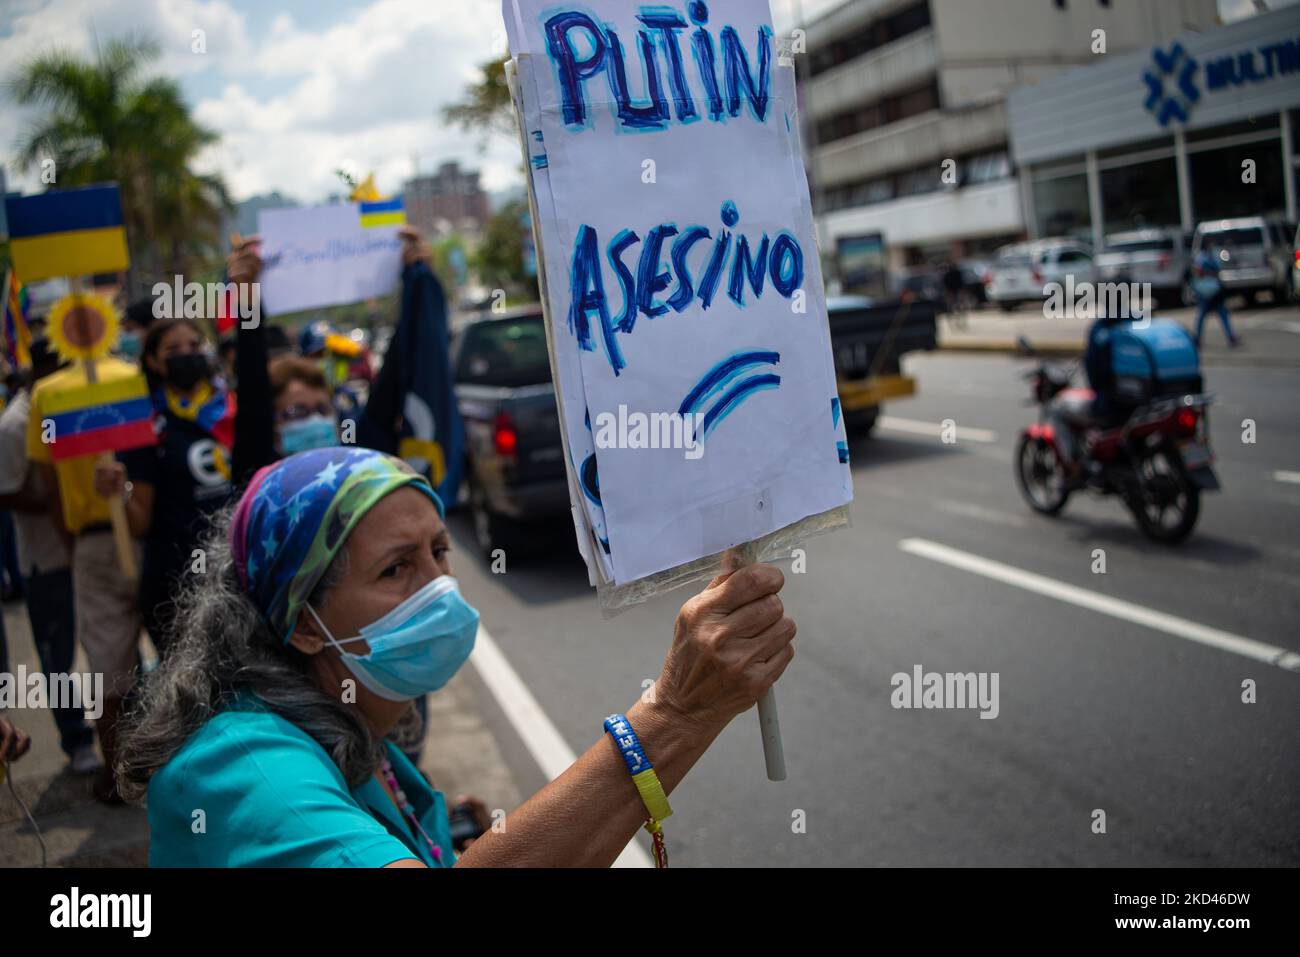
[507,0,851,588]
[257,202,404,314]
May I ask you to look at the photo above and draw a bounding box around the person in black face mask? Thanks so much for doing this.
[94,317,238,657]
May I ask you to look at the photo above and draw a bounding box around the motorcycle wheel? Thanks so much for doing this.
[1015,434,1070,515]
[1128,446,1200,543]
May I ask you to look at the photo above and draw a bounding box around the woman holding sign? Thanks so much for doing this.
[117,446,794,866]
[93,316,237,656]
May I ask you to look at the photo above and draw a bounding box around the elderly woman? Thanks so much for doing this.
[118,446,794,867]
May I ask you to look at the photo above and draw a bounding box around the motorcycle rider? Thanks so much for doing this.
[1052,306,1135,477]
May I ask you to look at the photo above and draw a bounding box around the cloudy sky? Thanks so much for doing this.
[0,0,1285,206]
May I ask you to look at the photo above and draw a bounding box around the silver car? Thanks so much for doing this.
[986,239,1095,311]
[1192,216,1295,306]
[1095,228,1190,307]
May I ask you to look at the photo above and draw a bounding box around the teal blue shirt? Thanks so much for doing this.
[147,696,457,868]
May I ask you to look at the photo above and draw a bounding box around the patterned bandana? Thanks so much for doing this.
[230,447,445,644]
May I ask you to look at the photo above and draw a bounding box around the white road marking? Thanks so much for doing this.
[1274,470,1300,485]
[898,537,1300,672]
[469,623,652,867]
[879,416,998,444]
[936,499,1029,528]
[1255,318,1300,335]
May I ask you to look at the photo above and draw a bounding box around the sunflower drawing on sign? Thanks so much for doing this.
[46,291,119,362]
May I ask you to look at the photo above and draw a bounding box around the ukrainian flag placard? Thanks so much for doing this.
[5,185,130,282]
[359,197,405,229]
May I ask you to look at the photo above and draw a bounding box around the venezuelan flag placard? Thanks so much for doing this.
[5,185,130,282]
[359,197,405,229]
[41,372,156,461]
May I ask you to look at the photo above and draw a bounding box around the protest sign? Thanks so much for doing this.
[505,0,852,588]
[257,201,406,314]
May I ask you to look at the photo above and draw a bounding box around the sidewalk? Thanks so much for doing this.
[938,303,1300,368]
[0,597,524,867]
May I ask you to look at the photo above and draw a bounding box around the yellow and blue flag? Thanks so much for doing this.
[5,185,130,282]
[359,197,405,229]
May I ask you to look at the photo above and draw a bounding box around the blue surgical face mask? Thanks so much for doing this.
[279,414,338,454]
[117,330,142,360]
[305,575,479,701]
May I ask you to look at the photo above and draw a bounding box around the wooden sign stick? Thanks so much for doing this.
[79,357,138,582]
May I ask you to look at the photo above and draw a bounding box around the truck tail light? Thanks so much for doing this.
[493,412,518,456]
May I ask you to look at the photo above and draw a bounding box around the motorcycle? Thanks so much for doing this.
[1014,338,1219,543]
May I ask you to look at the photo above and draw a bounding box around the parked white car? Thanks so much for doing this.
[1094,228,1190,307]
[1191,216,1295,306]
[986,239,1095,311]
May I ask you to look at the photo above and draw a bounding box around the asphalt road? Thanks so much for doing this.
[446,343,1300,866]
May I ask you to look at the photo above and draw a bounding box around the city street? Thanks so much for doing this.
[447,317,1300,867]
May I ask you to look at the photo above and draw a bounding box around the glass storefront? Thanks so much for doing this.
[1027,115,1295,242]
[1189,138,1285,221]
[1101,156,1180,232]
[1032,171,1089,240]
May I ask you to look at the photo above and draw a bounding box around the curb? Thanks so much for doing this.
[938,339,1081,358]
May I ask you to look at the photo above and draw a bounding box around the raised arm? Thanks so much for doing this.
[228,235,278,483]
[453,564,795,868]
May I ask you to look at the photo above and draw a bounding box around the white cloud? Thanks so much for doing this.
[3,0,519,204]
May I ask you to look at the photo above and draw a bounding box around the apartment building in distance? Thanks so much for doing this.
[403,161,492,239]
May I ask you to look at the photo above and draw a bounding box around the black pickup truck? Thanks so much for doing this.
[452,296,936,555]
[452,306,568,556]
[827,294,938,433]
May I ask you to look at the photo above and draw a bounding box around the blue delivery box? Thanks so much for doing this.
[1110,318,1201,404]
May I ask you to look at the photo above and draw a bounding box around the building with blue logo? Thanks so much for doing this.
[801,0,1219,276]
[1008,2,1300,247]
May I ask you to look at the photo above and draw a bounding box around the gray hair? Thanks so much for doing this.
[117,502,423,802]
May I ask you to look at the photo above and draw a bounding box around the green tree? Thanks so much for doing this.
[6,34,232,289]
[442,58,515,144]
[473,198,535,299]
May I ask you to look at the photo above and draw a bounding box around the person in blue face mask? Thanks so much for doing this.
[118,447,796,867]
[268,355,340,454]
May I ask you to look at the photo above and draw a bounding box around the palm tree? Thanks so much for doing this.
[6,34,232,290]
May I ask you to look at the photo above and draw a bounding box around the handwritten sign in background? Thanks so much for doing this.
[258,204,404,314]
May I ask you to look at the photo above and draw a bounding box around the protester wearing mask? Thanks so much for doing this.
[226,226,439,486]
[116,297,155,362]
[268,356,340,454]
[94,317,237,659]
[118,447,795,867]
[224,229,452,770]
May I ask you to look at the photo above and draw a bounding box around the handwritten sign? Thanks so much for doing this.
[508,0,851,585]
[257,202,405,314]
